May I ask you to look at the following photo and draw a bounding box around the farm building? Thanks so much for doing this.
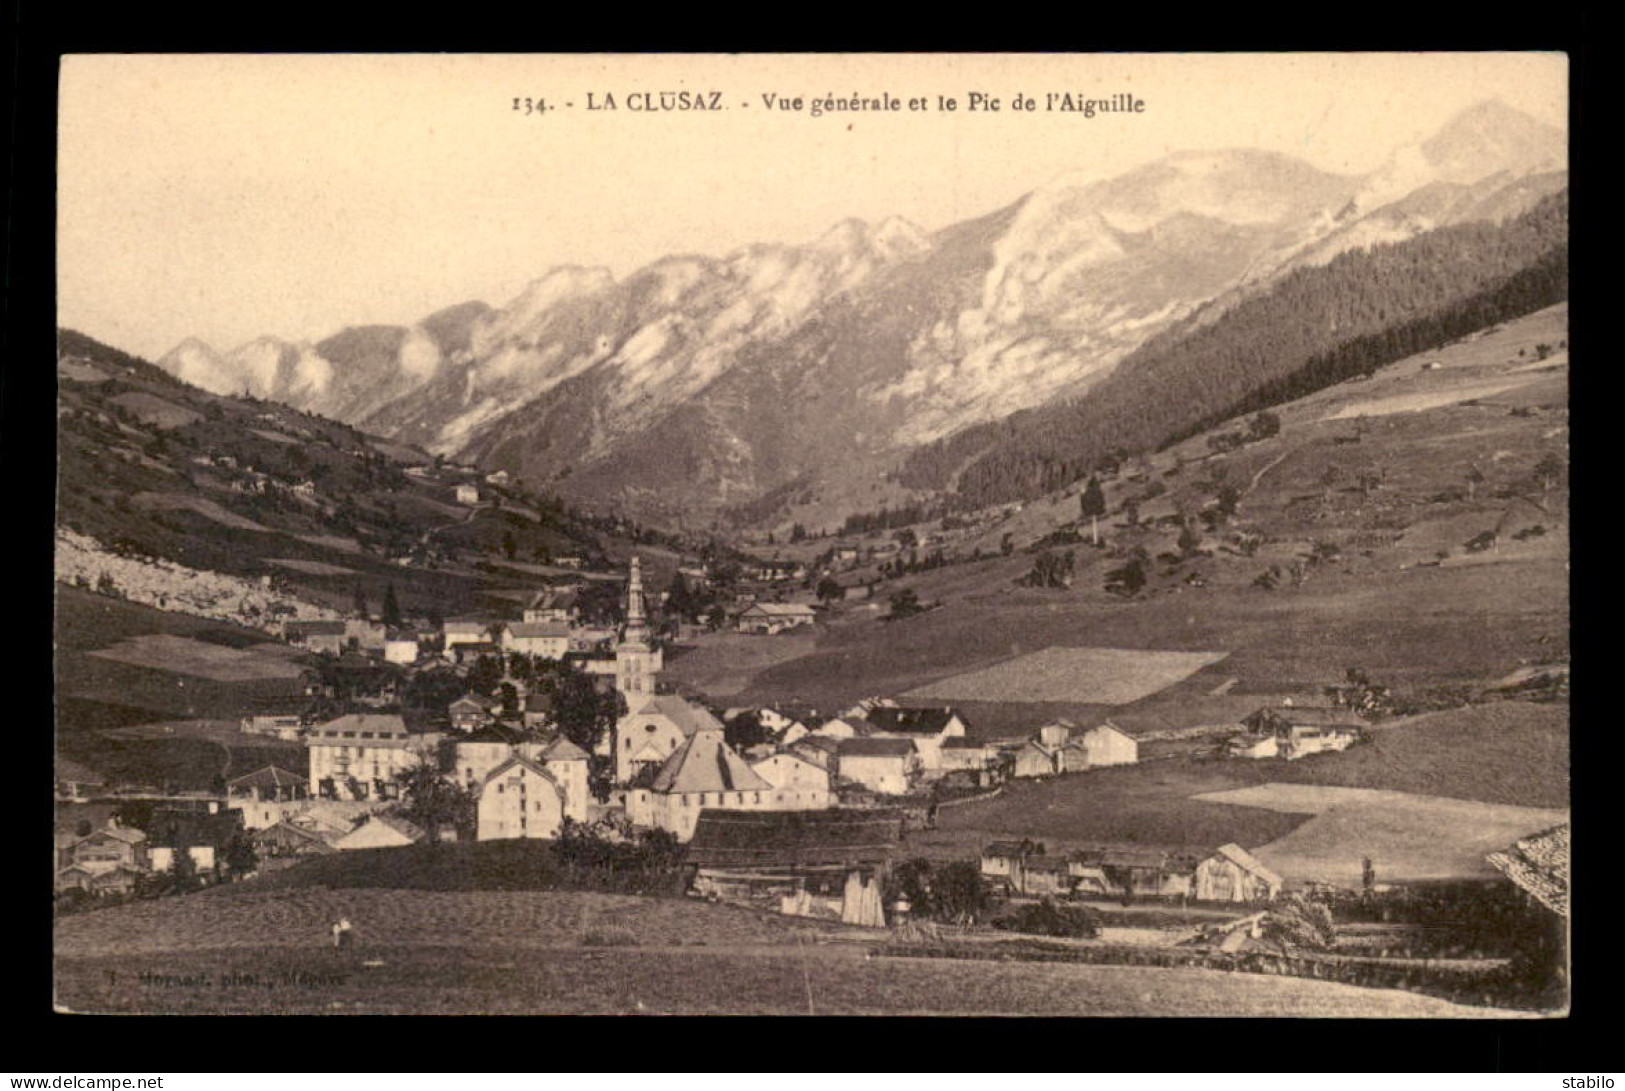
[284,619,347,655]
[1076,722,1139,767]
[1487,824,1570,919]
[523,586,579,625]
[502,620,572,659]
[383,633,421,665]
[1192,843,1283,903]
[1487,824,1570,996]
[226,766,311,830]
[937,736,998,779]
[685,808,904,925]
[836,737,918,795]
[737,602,817,634]
[252,820,341,868]
[332,813,427,851]
[452,641,503,665]
[789,734,841,772]
[751,560,808,583]
[979,839,1047,894]
[1236,705,1364,760]
[864,706,971,773]
[1010,721,1095,777]
[57,863,145,897]
[522,692,556,730]
[441,619,495,650]
[1068,848,1203,901]
[750,749,835,803]
[454,484,480,505]
[449,694,496,732]
[147,812,241,874]
[57,821,149,879]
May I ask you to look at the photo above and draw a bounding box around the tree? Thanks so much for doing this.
[1259,894,1337,952]
[705,603,728,631]
[502,530,518,560]
[1248,411,1282,442]
[381,583,403,628]
[165,843,199,893]
[815,576,843,605]
[497,681,521,718]
[888,588,924,620]
[550,670,624,755]
[465,654,504,695]
[352,583,369,620]
[394,761,475,842]
[1105,549,1149,597]
[724,710,770,751]
[224,833,259,879]
[1079,476,1107,544]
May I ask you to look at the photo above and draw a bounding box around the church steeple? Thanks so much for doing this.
[622,554,650,647]
[615,554,655,702]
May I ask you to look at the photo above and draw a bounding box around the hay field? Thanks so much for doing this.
[1324,378,1537,421]
[1196,783,1568,886]
[132,492,268,531]
[109,392,203,429]
[904,646,1229,705]
[88,634,308,683]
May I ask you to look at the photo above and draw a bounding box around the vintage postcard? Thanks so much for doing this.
[54,52,1568,1016]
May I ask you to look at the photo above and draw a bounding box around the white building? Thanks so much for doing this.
[502,620,572,659]
[305,714,427,801]
[473,741,590,842]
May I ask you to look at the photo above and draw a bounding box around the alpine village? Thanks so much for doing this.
[54,95,1569,1017]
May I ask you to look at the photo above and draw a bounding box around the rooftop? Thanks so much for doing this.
[685,809,905,869]
[865,707,965,736]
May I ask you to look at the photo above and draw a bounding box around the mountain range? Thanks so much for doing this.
[155,100,1567,530]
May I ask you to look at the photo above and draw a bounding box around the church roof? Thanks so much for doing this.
[649,729,772,794]
[627,695,725,737]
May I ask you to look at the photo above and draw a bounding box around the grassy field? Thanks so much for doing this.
[1205,784,1568,886]
[54,887,1507,1016]
[1264,702,1568,808]
[904,646,1229,705]
[908,700,1565,868]
[88,634,308,683]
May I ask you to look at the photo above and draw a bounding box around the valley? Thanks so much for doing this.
[53,85,1569,1020]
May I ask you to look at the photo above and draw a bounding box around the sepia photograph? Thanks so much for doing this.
[51,51,1569,1017]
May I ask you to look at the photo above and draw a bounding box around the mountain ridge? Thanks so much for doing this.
[150,100,1566,531]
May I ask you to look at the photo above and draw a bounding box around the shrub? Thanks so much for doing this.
[994,897,1102,938]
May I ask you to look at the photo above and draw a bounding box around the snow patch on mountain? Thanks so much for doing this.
[398,326,443,381]
[292,345,335,394]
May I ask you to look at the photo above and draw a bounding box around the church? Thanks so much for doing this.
[611,555,835,841]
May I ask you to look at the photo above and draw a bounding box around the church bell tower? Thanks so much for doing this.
[615,555,656,703]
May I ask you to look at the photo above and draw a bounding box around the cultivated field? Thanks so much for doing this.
[664,631,823,697]
[1197,783,1568,887]
[88,634,308,683]
[904,646,1229,705]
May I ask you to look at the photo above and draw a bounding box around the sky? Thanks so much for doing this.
[58,52,1568,361]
